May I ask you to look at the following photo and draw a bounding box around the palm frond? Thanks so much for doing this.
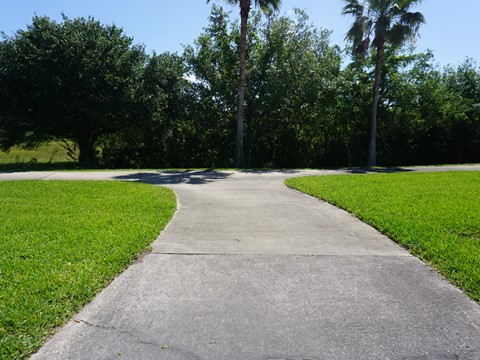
[400,11,425,28]
[208,0,280,14]
[344,2,374,57]
[346,16,370,39]
[342,0,364,17]
[206,0,239,5]
[256,0,281,12]
[355,37,371,55]
[395,0,424,12]
[387,23,412,47]
[343,0,424,53]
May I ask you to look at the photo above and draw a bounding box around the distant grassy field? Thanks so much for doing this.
[286,171,480,302]
[0,142,75,163]
[0,142,80,172]
[0,181,176,359]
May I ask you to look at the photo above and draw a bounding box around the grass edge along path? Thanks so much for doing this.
[0,180,176,359]
[285,171,480,303]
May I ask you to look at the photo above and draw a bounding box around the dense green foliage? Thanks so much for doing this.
[286,172,480,302]
[184,8,343,168]
[207,0,283,168]
[0,15,147,167]
[1,7,479,168]
[0,181,176,359]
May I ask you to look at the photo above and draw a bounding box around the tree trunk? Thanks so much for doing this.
[368,41,384,167]
[235,0,250,168]
[78,136,96,168]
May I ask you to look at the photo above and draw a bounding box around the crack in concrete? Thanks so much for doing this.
[75,318,202,360]
[39,172,56,180]
[75,318,161,348]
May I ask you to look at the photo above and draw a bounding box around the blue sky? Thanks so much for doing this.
[1,1,479,67]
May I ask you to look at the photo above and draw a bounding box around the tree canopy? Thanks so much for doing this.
[0,7,479,169]
[0,15,146,167]
[207,0,282,168]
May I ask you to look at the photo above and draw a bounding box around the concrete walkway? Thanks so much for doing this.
[2,167,478,359]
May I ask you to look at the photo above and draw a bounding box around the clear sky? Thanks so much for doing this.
[1,1,478,67]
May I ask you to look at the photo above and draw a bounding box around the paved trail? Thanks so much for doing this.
[3,167,479,359]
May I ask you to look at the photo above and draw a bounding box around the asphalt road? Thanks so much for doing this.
[3,166,478,360]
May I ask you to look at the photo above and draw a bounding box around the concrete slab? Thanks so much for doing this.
[32,255,480,360]
[0,170,148,181]
[150,171,408,256]
[14,166,480,359]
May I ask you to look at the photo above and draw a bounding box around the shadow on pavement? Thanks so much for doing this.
[343,167,414,174]
[114,170,232,185]
[0,162,80,173]
[240,169,301,174]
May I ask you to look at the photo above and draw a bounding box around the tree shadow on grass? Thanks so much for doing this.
[114,170,232,186]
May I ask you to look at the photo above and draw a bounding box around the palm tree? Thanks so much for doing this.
[207,0,281,168]
[343,0,424,167]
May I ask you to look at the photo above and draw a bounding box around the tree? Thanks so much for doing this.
[99,52,192,168]
[184,6,240,167]
[0,15,146,167]
[442,59,480,164]
[207,0,281,168]
[186,6,342,168]
[342,0,424,166]
[246,9,342,167]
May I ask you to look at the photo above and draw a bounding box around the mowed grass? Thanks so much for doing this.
[286,171,480,302]
[0,142,80,172]
[0,142,75,163]
[0,181,176,359]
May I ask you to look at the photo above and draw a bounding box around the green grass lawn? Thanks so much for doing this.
[286,171,480,303]
[0,142,75,163]
[0,142,81,172]
[0,181,176,359]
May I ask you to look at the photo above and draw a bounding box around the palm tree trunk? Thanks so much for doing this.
[235,0,249,168]
[368,42,384,167]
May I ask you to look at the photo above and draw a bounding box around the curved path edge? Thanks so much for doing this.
[2,165,479,360]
